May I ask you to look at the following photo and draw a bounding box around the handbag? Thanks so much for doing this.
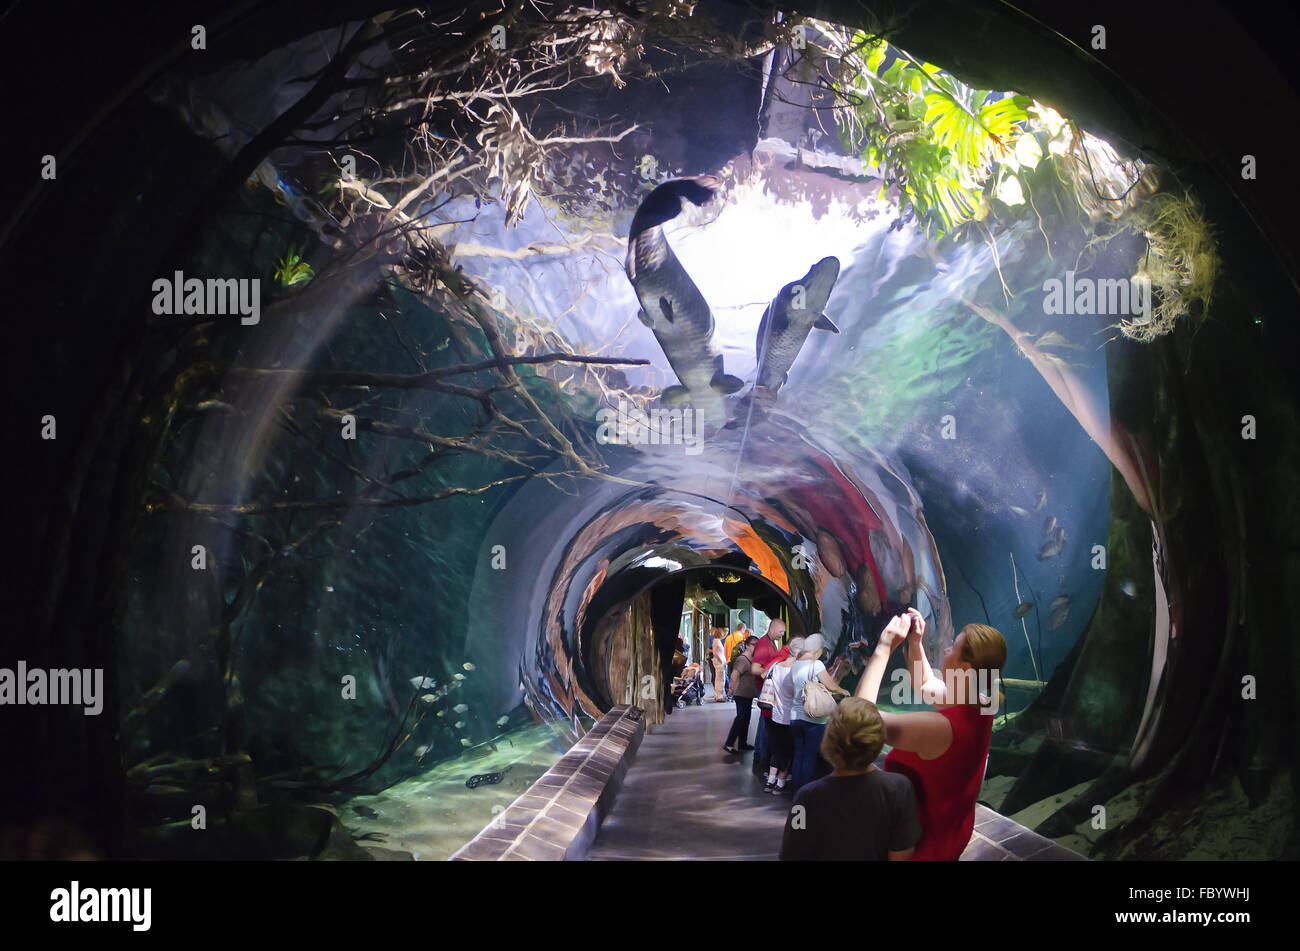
[800,660,838,719]
[756,664,777,711]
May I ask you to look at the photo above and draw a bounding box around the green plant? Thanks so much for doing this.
[834,34,1042,237]
[274,246,314,287]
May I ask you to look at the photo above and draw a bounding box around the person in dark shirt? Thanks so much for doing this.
[723,636,759,753]
[779,697,921,861]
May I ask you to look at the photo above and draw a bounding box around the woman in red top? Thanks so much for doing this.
[854,609,1007,860]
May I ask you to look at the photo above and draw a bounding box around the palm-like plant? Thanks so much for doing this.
[838,35,1037,236]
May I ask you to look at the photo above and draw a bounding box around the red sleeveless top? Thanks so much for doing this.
[883,704,993,860]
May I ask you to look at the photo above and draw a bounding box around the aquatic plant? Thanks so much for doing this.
[1121,192,1219,341]
[273,245,314,287]
[1009,552,1042,686]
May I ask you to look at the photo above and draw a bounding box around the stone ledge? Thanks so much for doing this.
[450,704,646,861]
[961,804,1088,861]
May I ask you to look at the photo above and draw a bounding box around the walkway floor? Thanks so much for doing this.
[587,698,1087,861]
[588,698,784,860]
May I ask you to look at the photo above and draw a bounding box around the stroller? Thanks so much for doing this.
[671,663,704,707]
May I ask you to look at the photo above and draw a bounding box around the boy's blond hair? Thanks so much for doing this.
[820,697,886,771]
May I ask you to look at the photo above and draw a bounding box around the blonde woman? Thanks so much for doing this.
[710,628,728,702]
[854,608,1007,860]
[779,697,920,860]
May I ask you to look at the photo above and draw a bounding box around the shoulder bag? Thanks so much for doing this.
[800,660,837,718]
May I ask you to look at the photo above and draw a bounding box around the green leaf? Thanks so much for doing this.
[866,40,885,75]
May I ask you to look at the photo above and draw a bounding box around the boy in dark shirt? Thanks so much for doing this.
[779,697,921,861]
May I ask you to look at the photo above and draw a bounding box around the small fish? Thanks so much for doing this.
[465,766,512,789]
[420,693,436,703]
[460,738,472,747]
[462,662,476,672]
[409,676,437,690]
[1034,490,1047,511]
[1049,595,1074,611]
[453,673,466,682]
[1049,605,1070,630]
[454,720,466,729]
[1009,505,1030,518]
[436,710,445,718]
[453,703,469,714]
[414,745,430,758]
[353,804,378,819]
[1037,536,1064,560]
[1043,516,1057,537]
[1013,602,1034,620]
[1120,579,1138,598]
[496,715,509,727]
[1055,526,1066,545]
[325,585,334,593]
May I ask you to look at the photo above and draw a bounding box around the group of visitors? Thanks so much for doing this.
[721,620,849,796]
[697,606,1008,860]
[780,608,1008,860]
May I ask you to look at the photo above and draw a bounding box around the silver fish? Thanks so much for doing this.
[1049,595,1073,611]
[1120,579,1138,598]
[462,662,476,672]
[1013,601,1033,619]
[454,721,466,729]
[460,738,472,747]
[625,177,742,422]
[453,673,466,681]
[1043,516,1057,537]
[1037,536,1064,560]
[409,676,437,690]
[1009,505,1031,518]
[1055,525,1066,545]
[1049,605,1070,629]
[755,256,841,394]
[453,703,469,714]
[419,693,436,703]
[415,745,430,758]
[1034,490,1047,511]
[496,715,510,727]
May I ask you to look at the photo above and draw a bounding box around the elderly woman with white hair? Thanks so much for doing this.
[761,635,804,794]
[788,633,844,793]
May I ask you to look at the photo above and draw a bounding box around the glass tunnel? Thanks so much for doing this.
[3,0,1299,870]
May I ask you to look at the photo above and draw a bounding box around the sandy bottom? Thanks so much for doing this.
[334,722,571,860]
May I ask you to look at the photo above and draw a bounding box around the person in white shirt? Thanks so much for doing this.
[789,633,844,792]
[762,636,804,794]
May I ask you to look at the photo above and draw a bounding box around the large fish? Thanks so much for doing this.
[625,176,743,423]
[755,256,841,394]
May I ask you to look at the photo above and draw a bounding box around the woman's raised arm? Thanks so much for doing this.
[854,615,910,702]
